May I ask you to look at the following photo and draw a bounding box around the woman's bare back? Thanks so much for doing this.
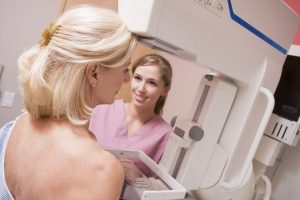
[4,114,124,200]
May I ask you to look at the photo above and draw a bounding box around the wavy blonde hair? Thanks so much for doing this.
[18,5,136,125]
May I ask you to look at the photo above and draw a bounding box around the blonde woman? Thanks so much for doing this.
[0,5,135,200]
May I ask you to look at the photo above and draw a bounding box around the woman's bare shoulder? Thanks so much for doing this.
[52,127,125,199]
[41,136,125,199]
[7,115,125,200]
[72,149,125,199]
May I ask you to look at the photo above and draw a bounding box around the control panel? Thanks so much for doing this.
[194,0,225,17]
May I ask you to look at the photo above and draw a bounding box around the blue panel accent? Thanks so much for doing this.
[227,0,287,54]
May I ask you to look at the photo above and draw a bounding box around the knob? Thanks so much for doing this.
[189,125,204,141]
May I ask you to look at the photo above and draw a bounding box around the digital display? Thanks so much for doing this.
[274,55,300,121]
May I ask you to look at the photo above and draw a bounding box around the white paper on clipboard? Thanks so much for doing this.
[107,148,186,200]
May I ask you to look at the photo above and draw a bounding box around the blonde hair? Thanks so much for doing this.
[132,54,172,115]
[18,5,136,125]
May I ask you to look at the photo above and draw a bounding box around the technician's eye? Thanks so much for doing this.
[133,75,142,81]
[149,81,158,87]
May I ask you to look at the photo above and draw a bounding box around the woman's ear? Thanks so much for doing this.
[161,86,170,97]
[86,63,99,87]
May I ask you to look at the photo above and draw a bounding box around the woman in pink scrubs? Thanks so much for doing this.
[89,54,173,163]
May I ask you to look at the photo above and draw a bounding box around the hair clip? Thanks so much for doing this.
[38,22,55,47]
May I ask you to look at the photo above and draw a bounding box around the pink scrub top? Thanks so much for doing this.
[89,100,172,163]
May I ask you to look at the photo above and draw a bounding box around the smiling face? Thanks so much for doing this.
[131,65,168,111]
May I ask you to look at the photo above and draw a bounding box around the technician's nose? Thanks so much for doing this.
[137,81,146,92]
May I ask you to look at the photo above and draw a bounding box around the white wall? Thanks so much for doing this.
[0,0,60,126]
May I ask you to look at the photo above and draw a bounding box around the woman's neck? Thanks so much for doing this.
[126,102,156,124]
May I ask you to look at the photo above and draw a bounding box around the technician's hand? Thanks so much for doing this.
[119,159,143,185]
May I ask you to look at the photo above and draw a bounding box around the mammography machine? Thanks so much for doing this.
[116,0,299,199]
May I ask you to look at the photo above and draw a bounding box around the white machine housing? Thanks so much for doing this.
[160,74,237,190]
[255,54,300,167]
[118,0,299,199]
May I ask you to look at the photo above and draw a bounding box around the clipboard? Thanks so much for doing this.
[107,148,186,200]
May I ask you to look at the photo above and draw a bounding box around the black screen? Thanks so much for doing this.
[273,55,300,121]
